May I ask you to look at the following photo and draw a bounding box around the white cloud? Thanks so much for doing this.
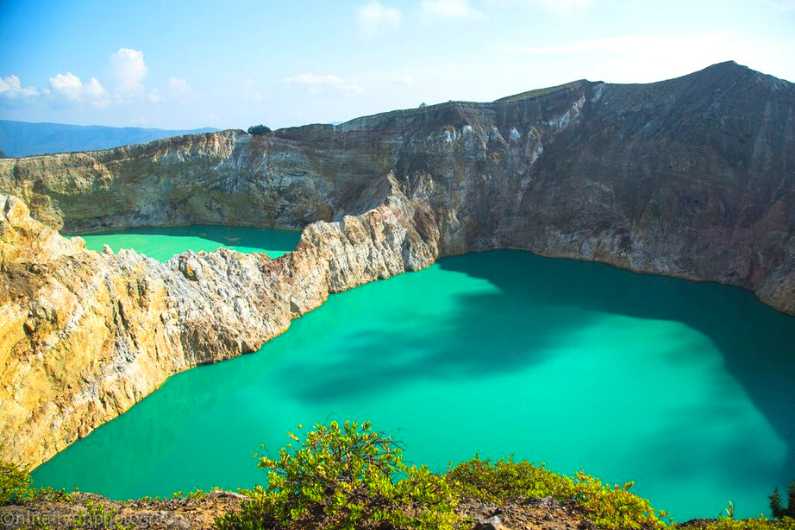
[284,73,364,95]
[84,77,107,100]
[0,75,40,99]
[48,72,109,106]
[110,48,147,94]
[357,1,401,37]
[1,49,195,113]
[421,0,483,18]
[49,72,83,100]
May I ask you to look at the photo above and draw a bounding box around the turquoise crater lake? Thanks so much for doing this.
[35,227,795,521]
[76,225,301,261]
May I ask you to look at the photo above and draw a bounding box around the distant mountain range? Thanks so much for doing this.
[0,120,217,157]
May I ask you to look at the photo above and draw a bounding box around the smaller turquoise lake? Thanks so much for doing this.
[76,225,301,261]
[36,226,795,522]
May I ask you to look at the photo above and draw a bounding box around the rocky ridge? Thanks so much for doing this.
[0,177,438,468]
[0,61,794,468]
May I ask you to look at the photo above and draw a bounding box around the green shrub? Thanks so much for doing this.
[448,457,666,530]
[215,421,458,530]
[573,471,666,530]
[771,482,795,519]
[215,486,280,530]
[1,459,33,505]
[1,456,72,506]
[247,124,271,135]
[172,487,211,500]
[448,457,574,503]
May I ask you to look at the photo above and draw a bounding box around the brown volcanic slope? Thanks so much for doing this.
[0,61,793,468]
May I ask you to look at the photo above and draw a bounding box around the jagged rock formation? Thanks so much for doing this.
[0,179,438,467]
[0,61,793,467]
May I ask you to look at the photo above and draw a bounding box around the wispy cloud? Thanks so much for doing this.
[421,0,483,18]
[0,75,40,100]
[357,1,401,37]
[284,73,364,95]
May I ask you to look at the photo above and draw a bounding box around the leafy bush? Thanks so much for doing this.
[215,421,458,529]
[448,457,574,503]
[1,455,71,506]
[1,459,32,505]
[247,124,271,135]
[448,457,666,530]
[573,471,666,530]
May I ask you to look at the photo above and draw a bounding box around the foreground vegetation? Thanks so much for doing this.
[4,424,795,529]
[215,421,792,530]
[1,459,71,506]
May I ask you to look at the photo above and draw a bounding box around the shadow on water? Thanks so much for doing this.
[439,251,795,489]
[278,264,601,401]
[277,249,795,491]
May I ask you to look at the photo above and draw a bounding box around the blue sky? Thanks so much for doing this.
[1,0,794,130]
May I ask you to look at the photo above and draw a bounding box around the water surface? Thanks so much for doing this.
[76,225,300,261]
[35,227,795,521]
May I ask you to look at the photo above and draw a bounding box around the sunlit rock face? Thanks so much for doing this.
[0,180,439,468]
[0,61,793,467]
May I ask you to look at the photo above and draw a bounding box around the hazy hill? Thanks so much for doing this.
[0,120,217,157]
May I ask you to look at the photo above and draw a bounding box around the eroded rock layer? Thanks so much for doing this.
[0,61,793,467]
[0,177,439,467]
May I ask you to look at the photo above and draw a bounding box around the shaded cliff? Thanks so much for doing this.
[0,61,794,468]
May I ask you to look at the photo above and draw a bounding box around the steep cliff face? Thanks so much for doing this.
[0,61,793,467]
